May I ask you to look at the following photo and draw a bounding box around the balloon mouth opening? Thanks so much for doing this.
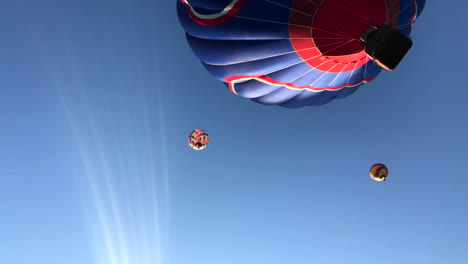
[310,0,387,57]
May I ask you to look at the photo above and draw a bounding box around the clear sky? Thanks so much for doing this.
[0,1,467,264]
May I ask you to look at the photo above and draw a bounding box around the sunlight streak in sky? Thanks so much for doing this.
[58,83,169,264]
[34,33,170,264]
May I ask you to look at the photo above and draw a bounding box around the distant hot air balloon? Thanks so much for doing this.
[188,129,209,150]
[370,163,388,181]
[177,0,426,108]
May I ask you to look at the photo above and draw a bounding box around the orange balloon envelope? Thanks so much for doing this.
[370,163,388,181]
[188,129,209,150]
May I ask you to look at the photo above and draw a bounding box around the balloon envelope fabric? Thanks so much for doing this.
[177,0,426,108]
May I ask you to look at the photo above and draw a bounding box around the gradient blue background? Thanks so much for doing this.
[0,1,467,263]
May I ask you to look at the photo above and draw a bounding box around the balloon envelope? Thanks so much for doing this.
[177,0,426,108]
[370,163,388,181]
[188,129,210,150]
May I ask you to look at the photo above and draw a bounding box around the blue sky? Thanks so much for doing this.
[0,1,467,264]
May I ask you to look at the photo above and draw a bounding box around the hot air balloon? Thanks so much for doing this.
[177,0,426,108]
[370,163,388,181]
[188,129,210,150]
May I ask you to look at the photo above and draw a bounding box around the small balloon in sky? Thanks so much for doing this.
[188,129,209,150]
[370,163,388,181]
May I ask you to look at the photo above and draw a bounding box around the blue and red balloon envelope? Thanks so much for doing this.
[177,0,426,108]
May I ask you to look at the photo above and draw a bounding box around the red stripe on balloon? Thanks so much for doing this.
[182,0,248,27]
[225,74,372,95]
